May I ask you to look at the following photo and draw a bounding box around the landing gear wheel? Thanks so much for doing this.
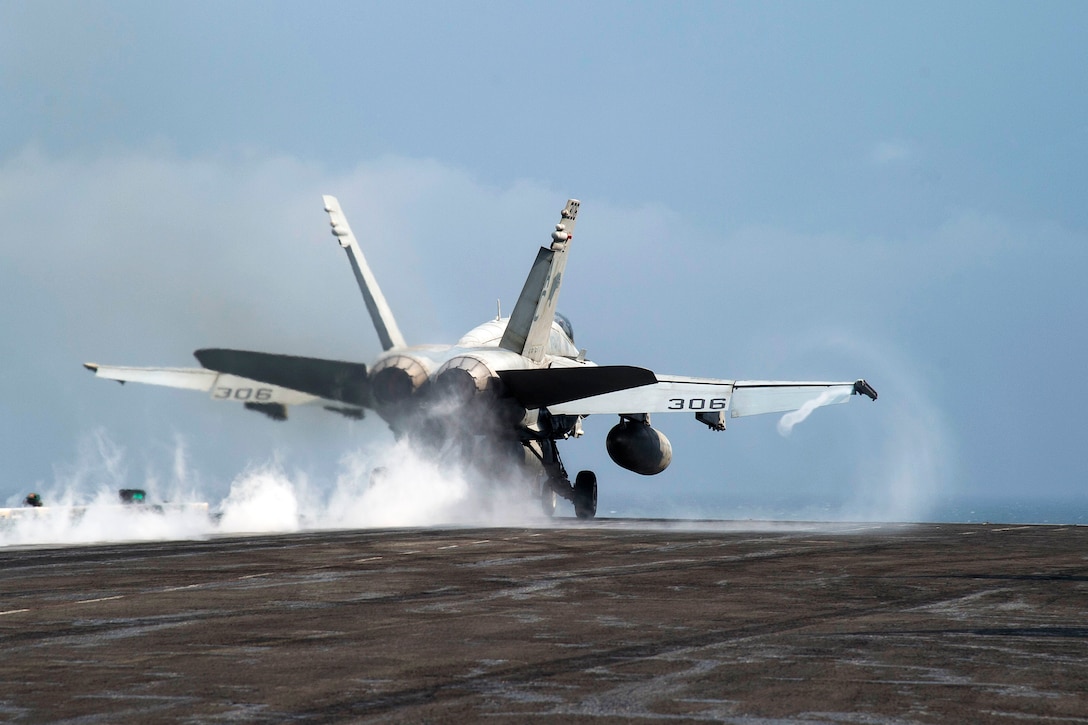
[573,470,597,520]
[540,486,557,517]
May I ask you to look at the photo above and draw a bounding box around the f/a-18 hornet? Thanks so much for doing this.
[86,197,877,518]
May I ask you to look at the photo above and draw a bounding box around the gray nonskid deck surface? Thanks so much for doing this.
[0,521,1085,723]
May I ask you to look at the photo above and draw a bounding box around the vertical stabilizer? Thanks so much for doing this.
[323,195,407,351]
[500,199,580,363]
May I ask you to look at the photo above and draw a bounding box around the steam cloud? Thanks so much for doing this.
[1,430,544,548]
[776,388,852,437]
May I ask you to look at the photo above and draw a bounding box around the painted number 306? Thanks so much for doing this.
[667,398,728,411]
[214,386,274,402]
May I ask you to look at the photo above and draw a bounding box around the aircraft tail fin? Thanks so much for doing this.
[323,195,407,351]
[499,199,580,363]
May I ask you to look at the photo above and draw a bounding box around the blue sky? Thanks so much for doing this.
[2,1,1086,522]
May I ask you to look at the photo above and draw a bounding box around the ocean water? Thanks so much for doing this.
[602,491,1088,526]
[923,497,1088,526]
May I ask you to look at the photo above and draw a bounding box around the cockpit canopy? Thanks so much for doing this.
[549,312,578,358]
[554,312,574,344]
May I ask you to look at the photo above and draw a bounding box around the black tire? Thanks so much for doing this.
[573,470,597,519]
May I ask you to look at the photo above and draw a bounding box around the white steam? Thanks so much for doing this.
[776,388,852,437]
[217,466,303,534]
[319,438,540,529]
[842,383,952,523]
[0,490,213,548]
[790,331,957,523]
[1,429,544,548]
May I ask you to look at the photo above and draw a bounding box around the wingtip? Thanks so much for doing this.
[853,379,878,401]
[84,362,123,384]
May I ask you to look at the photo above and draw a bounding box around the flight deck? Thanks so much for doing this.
[0,520,1085,722]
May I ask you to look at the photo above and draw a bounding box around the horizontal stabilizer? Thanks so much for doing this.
[497,365,657,410]
[195,349,370,408]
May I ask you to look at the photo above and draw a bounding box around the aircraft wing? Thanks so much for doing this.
[540,371,876,427]
[84,348,372,421]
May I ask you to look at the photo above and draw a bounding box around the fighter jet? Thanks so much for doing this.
[85,196,877,518]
